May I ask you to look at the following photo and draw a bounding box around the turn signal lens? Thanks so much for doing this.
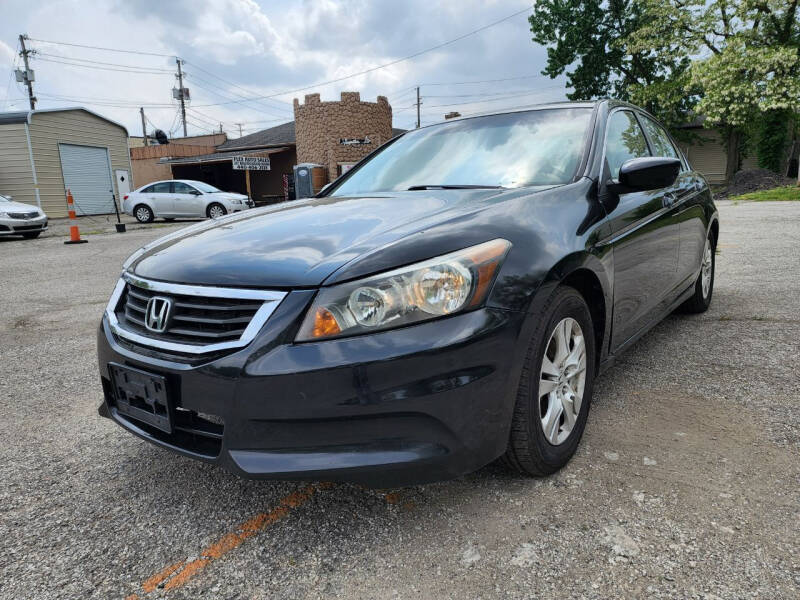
[311,307,342,338]
[296,239,511,341]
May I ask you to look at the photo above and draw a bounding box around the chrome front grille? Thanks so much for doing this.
[121,284,263,344]
[106,273,286,356]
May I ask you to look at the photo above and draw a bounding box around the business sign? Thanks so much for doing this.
[232,156,271,171]
[339,136,371,146]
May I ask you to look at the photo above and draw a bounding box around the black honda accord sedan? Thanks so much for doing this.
[98,100,717,486]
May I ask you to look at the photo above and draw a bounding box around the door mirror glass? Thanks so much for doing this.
[190,190,202,195]
[618,157,681,191]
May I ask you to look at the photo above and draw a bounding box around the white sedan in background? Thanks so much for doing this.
[0,194,48,239]
[122,180,253,223]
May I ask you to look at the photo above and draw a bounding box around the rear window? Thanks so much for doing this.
[144,182,172,193]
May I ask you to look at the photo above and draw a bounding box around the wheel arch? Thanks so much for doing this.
[533,252,612,368]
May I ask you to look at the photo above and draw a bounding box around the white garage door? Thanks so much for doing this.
[58,143,116,215]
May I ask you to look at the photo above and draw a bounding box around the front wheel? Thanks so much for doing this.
[207,203,227,219]
[503,286,596,476]
[679,230,715,313]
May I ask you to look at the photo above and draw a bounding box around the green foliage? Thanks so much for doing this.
[530,0,800,167]
[730,186,800,202]
[757,109,790,172]
[528,0,694,128]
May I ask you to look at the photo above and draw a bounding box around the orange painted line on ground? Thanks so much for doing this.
[142,560,186,593]
[136,484,323,595]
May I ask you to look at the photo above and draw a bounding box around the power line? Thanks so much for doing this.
[35,51,173,72]
[420,74,547,86]
[35,56,173,75]
[423,86,566,109]
[181,59,292,111]
[25,7,534,113]
[26,37,174,58]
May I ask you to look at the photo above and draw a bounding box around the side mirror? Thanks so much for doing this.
[609,157,681,194]
[190,190,202,196]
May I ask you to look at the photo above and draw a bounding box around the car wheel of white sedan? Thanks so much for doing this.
[207,203,227,219]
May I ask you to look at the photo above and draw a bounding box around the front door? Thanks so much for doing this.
[601,110,680,351]
[171,182,204,216]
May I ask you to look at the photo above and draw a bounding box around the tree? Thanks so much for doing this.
[630,0,800,174]
[529,0,696,130]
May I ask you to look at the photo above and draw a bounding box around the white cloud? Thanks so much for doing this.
[0,0,567,135]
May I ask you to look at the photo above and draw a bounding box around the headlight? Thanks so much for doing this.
[296,239,511,341]
[231,198,242,204]
[0,211,8,218]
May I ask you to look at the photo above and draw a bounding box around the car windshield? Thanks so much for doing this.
[330,107,592,196]
[190,181,222,193]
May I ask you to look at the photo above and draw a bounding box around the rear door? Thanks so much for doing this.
[172,182,204,216]
[601,109,680,351]
[145,182,174,215]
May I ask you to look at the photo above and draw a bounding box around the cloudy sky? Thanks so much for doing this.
[1,0,569,138]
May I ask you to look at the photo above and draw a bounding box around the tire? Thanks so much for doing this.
[207,203,227,219]
[22,231,41,239]
[503,286,596,476]
[134,204,154,223]
[679,229,715,313]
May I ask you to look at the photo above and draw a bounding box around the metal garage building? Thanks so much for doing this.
[0,107,131,218]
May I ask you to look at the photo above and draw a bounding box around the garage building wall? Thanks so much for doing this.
[0,122,36,205]
[29,109,131,217]
[678,130,728,185]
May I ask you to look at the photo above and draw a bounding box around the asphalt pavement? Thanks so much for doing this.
[1,200,798,599]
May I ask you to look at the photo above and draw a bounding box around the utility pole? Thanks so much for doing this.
[140,107,148,146]
[174,58,188,137]
[236,123,243,137]
[17,35,36,110]
[219,122,223,134]
[415,86,421,129]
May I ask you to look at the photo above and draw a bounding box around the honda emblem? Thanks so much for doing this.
[145,296,172,333]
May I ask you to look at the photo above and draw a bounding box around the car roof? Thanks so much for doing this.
[138,179,206,187]
[411,100,602,131]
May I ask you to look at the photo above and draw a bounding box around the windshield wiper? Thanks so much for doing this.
[406,184,504,191]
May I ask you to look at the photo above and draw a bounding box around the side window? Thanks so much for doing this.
[173,182,195,194]
[640,116,680,161]
[605,110,650,179]
[148,182,172,194]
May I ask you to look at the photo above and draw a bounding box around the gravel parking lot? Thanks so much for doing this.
[1,200,798,600]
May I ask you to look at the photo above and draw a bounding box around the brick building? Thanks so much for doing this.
[294,92,395,181]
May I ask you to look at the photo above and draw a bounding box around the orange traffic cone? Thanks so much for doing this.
[64,189,88,245]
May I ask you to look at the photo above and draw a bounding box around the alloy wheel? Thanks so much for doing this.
[208,205,225,219]
[701,238,713,299]
[135,206,151,222]
[539,317,587,445]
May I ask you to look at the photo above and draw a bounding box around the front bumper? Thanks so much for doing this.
[97,293,527,486]
[0,215,47,236]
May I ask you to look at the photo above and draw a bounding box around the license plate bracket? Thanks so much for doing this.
[109,363,172,433]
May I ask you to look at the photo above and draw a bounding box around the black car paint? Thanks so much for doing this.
[98,100,718,486]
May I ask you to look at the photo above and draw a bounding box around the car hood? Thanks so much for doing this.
[129,188,553,288]
[209,192,247,201]
[0,200,43,214]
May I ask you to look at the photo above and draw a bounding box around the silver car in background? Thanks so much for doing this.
[122,179,253,223]
[0,194,48,239]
